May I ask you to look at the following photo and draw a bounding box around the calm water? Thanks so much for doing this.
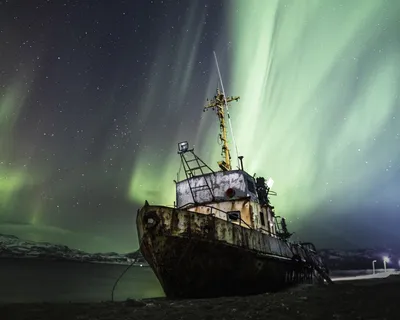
[0,258,164,303]
[1,258,395,303]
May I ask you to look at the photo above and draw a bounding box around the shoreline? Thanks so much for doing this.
[2,275,399,320]
[0,256,149,268]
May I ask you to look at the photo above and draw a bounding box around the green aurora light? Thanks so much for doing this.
[128,0,400,229]
[228,0,400,222]
[0,79,33,210]
[1,0,399,252]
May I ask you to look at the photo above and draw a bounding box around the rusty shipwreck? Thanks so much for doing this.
[136,87,332,299]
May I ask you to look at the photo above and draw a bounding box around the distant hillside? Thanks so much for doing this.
[0,234,143,265]
[1,233,398,270]
[319,248,400,270]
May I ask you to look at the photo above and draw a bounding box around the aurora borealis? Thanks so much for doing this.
[1,0,399,253]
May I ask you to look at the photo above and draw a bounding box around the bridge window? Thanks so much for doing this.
[259,211,265,226]
[227,211,240,221]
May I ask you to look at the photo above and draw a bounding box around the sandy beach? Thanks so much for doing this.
[1,275,398,320]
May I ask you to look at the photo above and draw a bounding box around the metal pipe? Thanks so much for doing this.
[238,156,244,170]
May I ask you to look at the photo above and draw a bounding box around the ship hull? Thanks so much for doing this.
[136,205,326,299]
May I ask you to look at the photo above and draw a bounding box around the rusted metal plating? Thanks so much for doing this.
[136,205,330,298]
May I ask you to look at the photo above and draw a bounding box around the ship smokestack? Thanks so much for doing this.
[238,156,244,170]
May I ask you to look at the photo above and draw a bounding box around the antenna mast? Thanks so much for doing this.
[213,51,240,170]
[203,52,240,171]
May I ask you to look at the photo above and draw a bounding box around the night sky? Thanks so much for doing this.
[1,0,399,253]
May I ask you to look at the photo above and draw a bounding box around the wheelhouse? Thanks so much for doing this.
[175,149,277,236]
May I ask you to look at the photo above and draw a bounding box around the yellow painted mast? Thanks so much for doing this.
[203,88,240,171]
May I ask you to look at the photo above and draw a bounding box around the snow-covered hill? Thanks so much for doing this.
[0,234,145,265]
[0,233,398,270]
[319,247,400,270]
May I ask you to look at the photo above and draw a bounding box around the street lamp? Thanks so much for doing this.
[383,256,390,272]
[372,260,377,274]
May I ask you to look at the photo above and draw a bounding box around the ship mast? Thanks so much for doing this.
[203,88,240,171]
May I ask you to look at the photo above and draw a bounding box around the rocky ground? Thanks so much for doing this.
[1,276,399,320]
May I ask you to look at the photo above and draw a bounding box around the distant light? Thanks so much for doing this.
[266,178,274,188]
[383,256,390,263]
[178,141,189,153]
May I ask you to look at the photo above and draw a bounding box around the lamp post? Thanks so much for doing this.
[383,256,390,272]
[372,260,377,274]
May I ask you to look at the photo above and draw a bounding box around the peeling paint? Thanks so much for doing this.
[176,170,258,207]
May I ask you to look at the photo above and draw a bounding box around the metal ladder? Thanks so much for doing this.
[179,150,215,204]
[303,248,334,284]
